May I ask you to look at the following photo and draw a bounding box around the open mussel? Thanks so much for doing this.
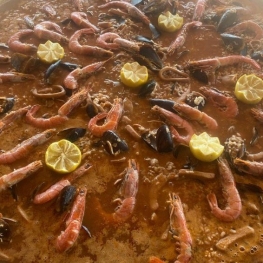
[251,51,263,62]
[143,0,171,15]
[217,9,238,33]
[58,128,86,142]
[56,185,77,213]
[185,92,206,110]
[0,97,15,114]
[188,66,208,84]
[102,130,129,155]
[0,217,11,243]
[220,33,244,51]
[149,98,176,113]
[139,45,163,69]
[138,80,158,97]
[11,53,38,73]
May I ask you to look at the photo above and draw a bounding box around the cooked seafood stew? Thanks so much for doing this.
[1,0,263,262]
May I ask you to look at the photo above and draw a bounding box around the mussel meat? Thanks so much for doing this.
[102,130,129,155]
[0,97,15,114]
[138,80,158,97]
[220,33,244,51]
[185,92,206,110]
[11,53,38,73]
[217,9,238,33]
[56,185,77,213]
[58,127,86,142]
[0,218,11,243]
[156,125,173,152]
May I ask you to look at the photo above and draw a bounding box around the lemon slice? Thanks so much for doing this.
[37,40,64,64]
[158,11,184,32]
[120,62,148,88]
[45,139,82,173]
[189,132,224,162]
[234,74,263,104]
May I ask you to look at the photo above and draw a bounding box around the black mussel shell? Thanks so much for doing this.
[185,92,206,110]
[132,54,160,72]
[131,0,144,5]
[236,182,263,193]
[217,9,238,33]
[56,185,77,213]
[44,59,61,84]
[0,219,11,242]
[220,33,244,51]
[141,131,157,151]
[138,80,157,97]
[60,61,82,71]
[11,53,38,73]
[86,102,99,118]
[58,128,86,142]
[188,66,208,84]
[143,0,167,14]
[149,99,176,113]
[156,125,173,152]
[135,35,154,45]
[102,130,129,155]
[0,97,15,114]
[251,51,263,61]
[139,45,163,69]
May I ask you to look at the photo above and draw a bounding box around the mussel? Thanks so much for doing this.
[143,0,170,15]
[188,66,208,84]
[220,33,244,51]
[56,185,77,213]
[0,97,15,114]
[138,80,158,97]
[149,98,176,113]
[251,51,263,61]
[58,127,86,142]
[217,9,238,33]
[185,92,206,110]
[11,53,38,73]
[102,130,129,155]
[139,45,163,69]
[0,218,11,243]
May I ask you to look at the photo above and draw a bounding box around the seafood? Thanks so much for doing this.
[72,0,84,11]
[56,185,77,213]
[192,0,207,21]
[113,38,140,53]
[0,97,15,114]
[173,102,218,130]
[188,55,261,70]
[220,33,244,51]
[159,66,189,82]
[0,54,11,63]
[199,86,239,117]
[0,214,11,243]
[96,32,121,50]
[151,105,195,145]
[7,29,37,53]
[23,15,35,29]
[142,0,171,15]
[138,80,158,97]
[251,108,263,123]
[25,105,68,129]
[0,106,30,133]
[0,160,43,191]
[0,72,36,83]
[167,21,202,55]
[98,1,160,39]
[88,98,123,137]
[71,12,99,32]
[42,4,56,18]
[56,187,87,252]
[11,52,38,73]
[31,85,66,98]
[69,28,113,56]
[64,60,110,90]
[234,158,263,176]
[58,127,86,142]
[0,129,56,164]
[33,162,92,204]
[44,59,62,84]
[34,21,69,44]
[58,87,90,116]
[227,20,263,41]
[207,158,242,222]
[217,8,239,33]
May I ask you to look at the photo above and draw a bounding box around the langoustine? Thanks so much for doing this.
[70,12,100,32]
[56,187,87,252]
[207,158,242,222]
[0,129,56,164]
[234,158,263,176]
[0,160,43,192]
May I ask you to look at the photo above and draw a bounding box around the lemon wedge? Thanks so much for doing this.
[189,132,224,162]
[37,40,64,64]
[120,62,148,88]
[45,139,82,174]
[158,11,184,32]
[234,74,263,104]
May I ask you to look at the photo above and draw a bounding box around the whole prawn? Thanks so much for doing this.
[188,55,261,71]
[0,129,56,164]
[96,32,121,50]
[25,105,68,129]
[173,102,218,130]
[8,29,37,53]
[207,158,242,222]
[71,12,100,32]
[200,86,239,118]
[192,0,208,21]
[56,187,87,252]
[88,98,123,137]
[167,21,202,55]
[233,158,263,176]
[68,28,113,57]
[0,72,35,84]
[33,162,92,204]
[0,160,43,192]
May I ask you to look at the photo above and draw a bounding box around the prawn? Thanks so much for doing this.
[251,108,263,123]
[0,160,43,192]
[72,0,84,11]
[233,158,263,176]
[34,21,68,44]
[71,12,100,32]
[56,187,87,252]
[98,1,160,39]
[7,29,37,53]
[173,102,218,130]
[68,28,113,56]
[88,98,123,137]
[192,0,208,21]
[0,72,35,84]
[188,55,261,71]
[200,86,239,118]
[96,32,121,50]
[0,129,56,164]
[167,21,202,55]
[207,158,242,222]
[151,105,194,145]
[33,162,92,204]
[58,87,90,116]
[64,59,110,90]
[25,105,68,129]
